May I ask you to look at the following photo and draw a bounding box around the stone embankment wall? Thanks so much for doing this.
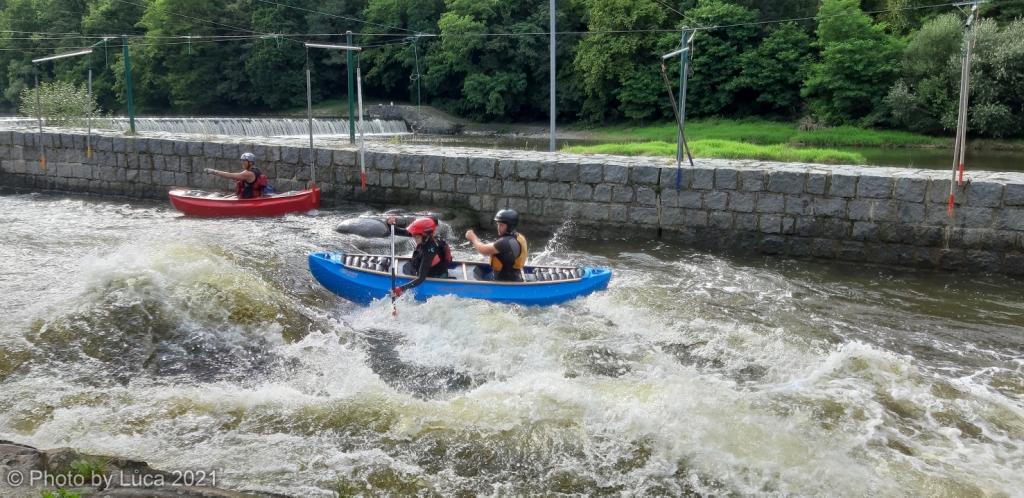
[1,127,1022,275]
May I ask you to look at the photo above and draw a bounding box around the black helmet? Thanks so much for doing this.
[494,209,519,230]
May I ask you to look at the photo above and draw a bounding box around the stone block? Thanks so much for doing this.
[692,168,715,190]
[631,165,659,185]
[815,196,847,218]
[549,183,571,200]
[782,217,796,235]
[579,203,610,221]
[685,209,708,227]
[894,176,928,202]
[593,184,612,202]
[927,179,965,205]
[966,181,1004,207]
[852,221,878,241]
[572,183,593,201]
[768,171,806,194]
[504,180,526,196]
[811,238,837,258]
[443,156,467,174]
[847,199,874,221]
[609,205,629,222]
[675,191,702,209]
[995,208,1024,231]
[333,149,356,167]
[497,159,516,178]
[469,157,496,176]
[395,154,421,172]
[604,164,629,184]
[806,171,827,195]
[423,155,444,173]
[741,170,765,191]
[729,192,755,212]
[709,211,733,229]
[612,186,635,203]
[630,207,659,225]
[955,206,995,227]
[829,173,857,197]
[756,192,785,213]
[897,202,926,224]
[662,207,685,225]
[661,167,691,188]
[579,162,604,183]
[408,173,426,189]
[704,191,728,210]
[1004,252,1024,275]
[759,214,782,234]
[785,195,813,216]
[1005,184,1024,206]
[715,168,738,190]
[858,174,894,198]
[636,186,657,206]
[456,177,477,193]
[440,174,455,192]
[528,181,549,198]
[735,213,758,231]
[761,235,786,255]
[516,160,541,180]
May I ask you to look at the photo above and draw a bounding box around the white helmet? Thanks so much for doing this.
[240,152,256,163]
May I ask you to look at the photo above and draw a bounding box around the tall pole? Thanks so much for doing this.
[86,68,93,158]
[346,30,356,144]
[306,62,316,185]
[948,3,978,216]
[549,0,556,152]
[122,35,135,134]
[676,28,693,189]
[357,62,367,191]
[35,69,45,169]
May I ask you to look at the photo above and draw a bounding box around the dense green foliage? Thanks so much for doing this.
[1,0,1022,137]
[19,80,102,126]
[562,139,867,164]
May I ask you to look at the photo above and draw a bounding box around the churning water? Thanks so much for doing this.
[0,192,1022,496]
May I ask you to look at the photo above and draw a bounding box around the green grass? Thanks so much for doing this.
[562,139,866,165]
[583,118,945,149]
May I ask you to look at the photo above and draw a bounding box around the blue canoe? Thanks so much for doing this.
[309,251,612,306]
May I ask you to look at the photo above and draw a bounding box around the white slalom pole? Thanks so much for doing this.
[357,63,367,191]
[306,65,316,186]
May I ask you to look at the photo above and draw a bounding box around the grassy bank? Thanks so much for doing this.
[565,119,955,163]
[563,139,866,165]
[583,119,949,148]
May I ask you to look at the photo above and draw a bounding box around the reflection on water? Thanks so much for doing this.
[0,192,1021,496]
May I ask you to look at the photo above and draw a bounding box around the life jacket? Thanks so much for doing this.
[236,167,267,199]
[491,232,528,281]
[411,237,452,277]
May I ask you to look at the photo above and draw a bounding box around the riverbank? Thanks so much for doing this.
[562,119,966,164]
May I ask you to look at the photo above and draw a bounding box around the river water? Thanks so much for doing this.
[0,192,1022,496]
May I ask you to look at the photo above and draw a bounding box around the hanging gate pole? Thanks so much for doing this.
[357,60,367,191]
[948,2,981,217]
[346,31,356,144]
[661,28,696,190]
[306,51,316,186]
[35,70,44,170]
[86,67,93,158]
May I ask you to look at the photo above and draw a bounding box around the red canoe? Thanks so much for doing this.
[168,187,320,217]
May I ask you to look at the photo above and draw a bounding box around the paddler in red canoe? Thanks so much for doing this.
[204,152,270,199]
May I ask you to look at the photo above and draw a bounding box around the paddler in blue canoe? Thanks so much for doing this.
[466,209,529,282]
[388,216,454,298]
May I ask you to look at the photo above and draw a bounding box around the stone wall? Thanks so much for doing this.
[1,127,1022,275]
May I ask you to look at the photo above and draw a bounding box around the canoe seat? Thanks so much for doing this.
[343,254,392,272]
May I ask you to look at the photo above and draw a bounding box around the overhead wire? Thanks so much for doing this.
[251,0,420,35]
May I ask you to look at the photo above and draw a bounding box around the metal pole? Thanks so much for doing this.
[957,22,975,186]
[357,63,367,191]
[549,0,556,152]
[35,69,45,169]
[306,64,315,185]
[86,68,93,158]
[948,5,977,215]
[346,30,356,144]
[122,35,135,134]
[412,39,421,108]
[677,28,692,189]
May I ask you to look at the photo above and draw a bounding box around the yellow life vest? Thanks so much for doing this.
[490,232,528,273]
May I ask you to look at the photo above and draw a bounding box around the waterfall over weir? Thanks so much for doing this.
[0,117,410,137]
[95,117,410,137]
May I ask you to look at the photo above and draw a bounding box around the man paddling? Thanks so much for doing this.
[204,152,268,199]
[466,209,528,282]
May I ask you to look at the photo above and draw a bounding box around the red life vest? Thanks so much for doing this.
[236,167,268,199]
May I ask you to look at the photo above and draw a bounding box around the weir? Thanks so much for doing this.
[0,117,410,137]
[1,126,1022,275]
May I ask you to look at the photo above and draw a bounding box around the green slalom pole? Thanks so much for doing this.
[346,31,355,144]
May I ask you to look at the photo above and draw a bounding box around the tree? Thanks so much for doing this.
[733,22,812,117]
[883,13,961,133]
[683,0,760,117]
[572,0,672,122]
[19,80,102,126]
[802,0,902,125]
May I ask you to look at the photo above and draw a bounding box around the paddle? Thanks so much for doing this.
[390,223,398,317]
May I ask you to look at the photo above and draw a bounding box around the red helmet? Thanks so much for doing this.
[405,217,436,236]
